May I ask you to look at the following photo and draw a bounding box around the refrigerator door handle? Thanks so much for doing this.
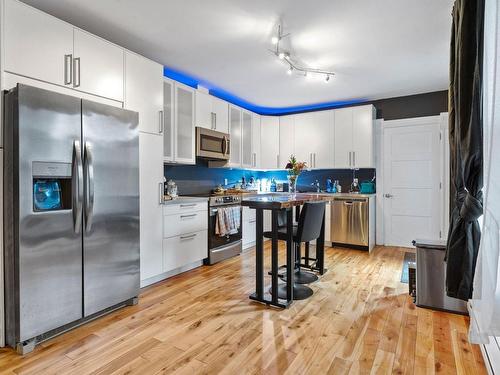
[72,140,84,233]
[84,142,95,232]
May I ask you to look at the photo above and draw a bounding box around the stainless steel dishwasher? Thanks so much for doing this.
[331,197,369,248]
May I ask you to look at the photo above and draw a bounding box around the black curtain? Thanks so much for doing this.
[445,0,484,301]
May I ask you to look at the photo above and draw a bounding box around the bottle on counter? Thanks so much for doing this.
[270,178,277,192]
[326,178,333,193]
[337,182,342,193]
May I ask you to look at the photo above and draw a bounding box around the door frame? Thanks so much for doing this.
[377,114,449,246]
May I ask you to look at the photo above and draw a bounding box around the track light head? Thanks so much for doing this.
[325,75,330,83]
[271,36,279,45]
[278,52,285,60]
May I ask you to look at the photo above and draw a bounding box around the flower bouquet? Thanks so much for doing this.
[285,155,307,193]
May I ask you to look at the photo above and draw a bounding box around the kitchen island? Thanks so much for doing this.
[241,193,328,308]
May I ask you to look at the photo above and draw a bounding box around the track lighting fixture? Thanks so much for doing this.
[269,24,335,82]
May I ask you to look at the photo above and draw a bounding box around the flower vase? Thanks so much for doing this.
[288,175,298,193]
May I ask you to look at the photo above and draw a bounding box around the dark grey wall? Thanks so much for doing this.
[364,90,448,120]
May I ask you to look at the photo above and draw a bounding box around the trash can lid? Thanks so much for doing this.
[412,239,447,249]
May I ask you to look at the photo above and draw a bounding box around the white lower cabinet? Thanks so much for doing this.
[162,202,208,274]
[163,230,208,273]
[242,207,257,249]
[139,132,164,285]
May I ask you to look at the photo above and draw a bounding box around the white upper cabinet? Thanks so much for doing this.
[241,110,253,168]
[260,116,280,169]
[334,105,375,168]
[334,108,353,168]
[4,0,124,102]
[73,29,124,102]
[195,91,229,133]
[293,111,333,169]
[251,113,261,169]
[311,110,334,169]
[352,105,375,168]
[229,105,242,166]
[293,112,313,167]
[4,0,74,86]
[125,52,163,135]
[163,79,174,162]
[195,90,212,130]
[174,83,196,164]
[279,115,295,168]
[212,98,229,133]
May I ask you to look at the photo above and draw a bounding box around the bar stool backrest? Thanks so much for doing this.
[296,201,326,243]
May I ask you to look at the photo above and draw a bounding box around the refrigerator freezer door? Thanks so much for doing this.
[82,100,139,316]
[5,85,83,343]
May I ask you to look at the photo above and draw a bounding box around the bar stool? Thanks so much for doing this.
[264,201,326,300]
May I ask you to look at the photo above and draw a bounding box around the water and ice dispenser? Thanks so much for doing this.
[32,161,72,212]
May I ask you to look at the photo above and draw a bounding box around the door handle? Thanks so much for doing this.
[159,110,164,134]
[353,151,356,167]
[84,142,95,232]
[180,214,197,219]
[72,140,83,234]
[277,154,280,169]
[349,151,352,167]
[180,233,197,240]
[222,136,228,155]
[384,193,394,198]
[73,57,81,88]
[314,153,316,168]
[159,182,164,205]
[64,54,73,85]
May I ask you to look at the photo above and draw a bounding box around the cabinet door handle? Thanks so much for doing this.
[159,182,164,205]
[180,203,197,208]
[180,233,197,240]
[277,155,280,169]
[64,54,73,85]
[253,153,256,168]
[159,110,164,134]
[73,57,81,88]
[314,153,316,168]
[180,214,197,219]
[349,151,352,167]
[353,151,356,167]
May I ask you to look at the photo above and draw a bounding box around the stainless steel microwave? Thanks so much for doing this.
[196,127,230,160]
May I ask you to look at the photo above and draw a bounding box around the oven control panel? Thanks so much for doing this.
[210,195,241,206]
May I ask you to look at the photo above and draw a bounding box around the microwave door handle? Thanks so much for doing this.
[72,140,83,233]
[84,142,95,232]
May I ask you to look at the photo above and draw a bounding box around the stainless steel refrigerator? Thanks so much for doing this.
[3,84,140,354]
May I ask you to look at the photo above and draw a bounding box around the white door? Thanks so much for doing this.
[195,91,212,129]
[163,79,174,162]
[174,83,195,164]
[279,115,295,168]
[212,97,229,133]
[334,108,353,168]
[383,119,442,247]
[4,0,73,87]
[73,29,124,102]
[352,106,375,168]
[311,110,334,168]
[125,52,163,135]
[241,111,253,168]
[229,106,242,166]
[251,114,261,168]
[260,116,280,169]
[139,133,164,283]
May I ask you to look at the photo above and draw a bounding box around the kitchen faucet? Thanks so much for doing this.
[311,180,320,193]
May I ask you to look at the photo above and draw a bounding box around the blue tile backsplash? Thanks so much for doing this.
[164,159,376,195]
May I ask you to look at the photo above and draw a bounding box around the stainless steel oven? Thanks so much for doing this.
[196,127,230,161]
[207,195,242,264]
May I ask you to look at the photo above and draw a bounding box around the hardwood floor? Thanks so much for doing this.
[0,244,487,374]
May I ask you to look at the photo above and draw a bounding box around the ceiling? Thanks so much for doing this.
[21,0,454,109]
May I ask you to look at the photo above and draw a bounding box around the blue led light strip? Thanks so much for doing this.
[163,66,367,116]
